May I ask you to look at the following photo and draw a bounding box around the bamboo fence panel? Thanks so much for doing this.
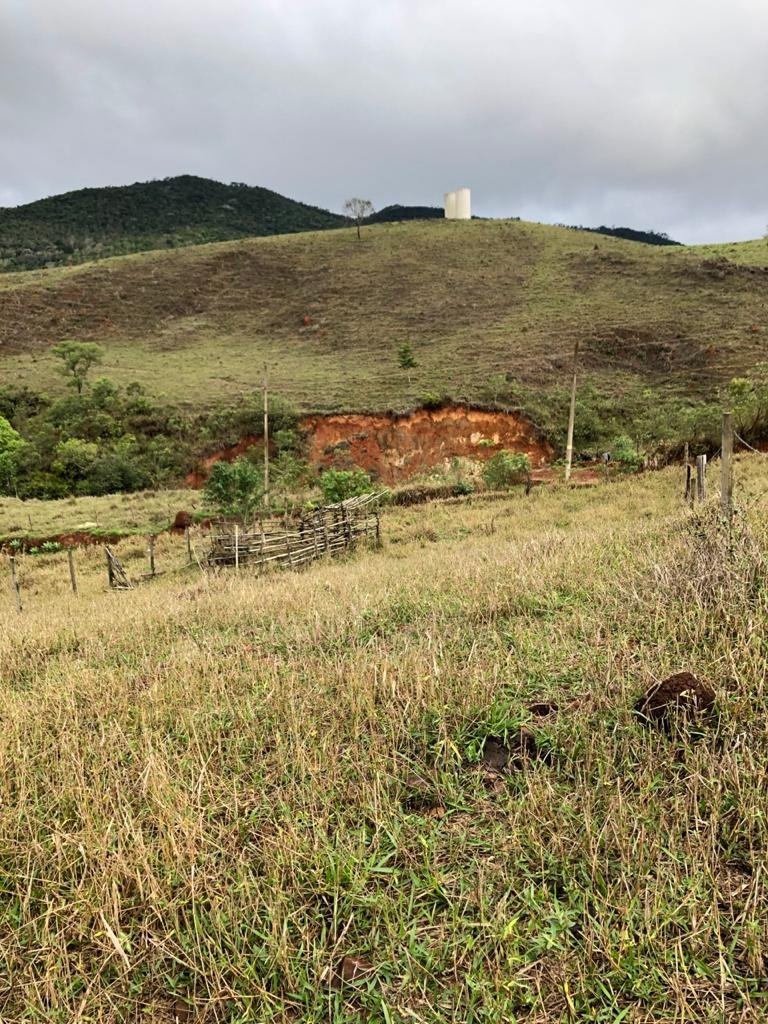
[207,492,385,570]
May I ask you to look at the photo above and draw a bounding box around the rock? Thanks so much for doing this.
[634,672,715,728]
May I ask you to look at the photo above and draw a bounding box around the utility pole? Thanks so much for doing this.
[564,340,580,483]
[263,363,269,508]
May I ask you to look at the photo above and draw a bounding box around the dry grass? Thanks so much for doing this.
[2,458,768,1021]
[0,220,766,414]
[0,489,200,541]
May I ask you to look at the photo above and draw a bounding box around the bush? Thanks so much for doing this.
[319,467,372,504]
[420,390,445,409]
[204,458,264,522]
[610,435,643,471]
[482,450,531,490]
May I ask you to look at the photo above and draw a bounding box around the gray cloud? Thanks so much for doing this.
[1,0,767,242]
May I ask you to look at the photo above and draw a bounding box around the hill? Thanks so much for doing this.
[1,218,766,442]
[0,175,346,271]
[367,203,444,223]
[573,225,682,246]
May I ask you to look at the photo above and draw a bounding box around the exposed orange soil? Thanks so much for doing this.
[186,435,262,488]
[300,404,553,484]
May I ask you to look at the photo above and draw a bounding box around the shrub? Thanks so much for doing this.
[420,390,444,409]
[319,467,372,504]
[204,458,264,522]
[482,450,531,490]
[610,435,643,471]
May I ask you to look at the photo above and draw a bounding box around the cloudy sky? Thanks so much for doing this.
[1,0,767,243]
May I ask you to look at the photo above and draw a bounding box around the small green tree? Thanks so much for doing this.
[397,342,417,384]
[610,435,643,471]
[319,466,372,503]
[204,458,264,522]
[51,341,105,394]
[482,450,531,490]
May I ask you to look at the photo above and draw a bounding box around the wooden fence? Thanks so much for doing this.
[207,492,385,570]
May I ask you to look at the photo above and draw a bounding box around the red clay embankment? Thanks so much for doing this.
[300,404,552,484]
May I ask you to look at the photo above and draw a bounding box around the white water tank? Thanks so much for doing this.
[444,191,457,219]
[454,187,471,220]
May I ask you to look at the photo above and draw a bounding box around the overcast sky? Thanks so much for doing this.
[1,0,767,243]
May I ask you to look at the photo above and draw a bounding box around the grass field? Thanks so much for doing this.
[2,456,768,1021]
[0,489,201,542]
[1,220,766,416]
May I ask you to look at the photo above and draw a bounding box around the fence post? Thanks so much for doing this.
[9,555,22,613]
[234,525,240,571]
[685,463,692,502]
[148,535,156,577]
[720,412,734,519]
[696,454,707,503]
[67,548,78,595]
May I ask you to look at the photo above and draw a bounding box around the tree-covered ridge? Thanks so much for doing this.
[366,204,444,223]
[0,175,347,271]
[569,224,682,246]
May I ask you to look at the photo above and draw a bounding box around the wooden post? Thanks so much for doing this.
[685,463,692,502]
[67,548,78,595]
[564,340,580,483]
[263,363,269,508]
[148,535,156,577]
[9,556,22,613]
[720,412,734,519]
[234,525,240,571]
[696,454,707,503]
[185,527,193,564]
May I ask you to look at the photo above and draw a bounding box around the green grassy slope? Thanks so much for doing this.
[0,218,766,423]
[0,175,346,271]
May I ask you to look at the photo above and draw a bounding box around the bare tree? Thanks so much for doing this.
[343,198,375,240]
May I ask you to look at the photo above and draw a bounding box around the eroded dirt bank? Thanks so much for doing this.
[186,435,261,488]
[301,404,552,484]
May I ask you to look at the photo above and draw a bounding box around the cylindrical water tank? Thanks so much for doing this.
[454,187,471,220]
[444,191,457,219]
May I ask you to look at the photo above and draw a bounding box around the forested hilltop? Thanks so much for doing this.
[0,175,346,271]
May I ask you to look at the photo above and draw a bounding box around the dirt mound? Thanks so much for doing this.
[480,728,552,771]
[634,671,715,728]
[301,404,552,484]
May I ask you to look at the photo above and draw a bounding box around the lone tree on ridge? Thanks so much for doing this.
[343,198,375,240]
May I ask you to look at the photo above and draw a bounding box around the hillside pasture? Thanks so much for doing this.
[0,220,766,421]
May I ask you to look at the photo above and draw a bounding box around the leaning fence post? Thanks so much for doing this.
[720,412,734,519]
[9,555,22,613]
[696,454,707,503]
[67,548,78,595]
[685,463,692,502]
